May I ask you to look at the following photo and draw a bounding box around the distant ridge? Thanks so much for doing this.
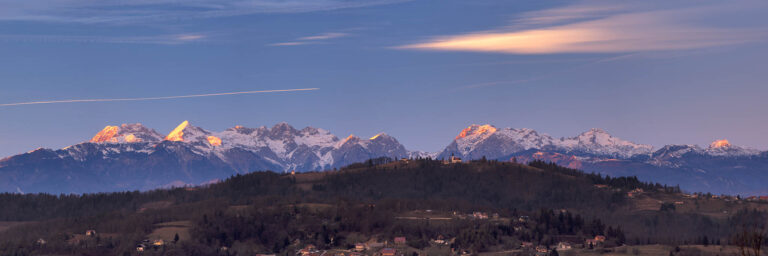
[0,122,766,195]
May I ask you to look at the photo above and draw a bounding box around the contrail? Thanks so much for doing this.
[0,88,319,107]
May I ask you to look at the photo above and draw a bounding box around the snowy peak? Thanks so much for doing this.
[709,139,732,149]
[441,125,655,160]
[495,128,555,149]
[164,121,211,144]
[456,124,497,140]
[704,139,759,157]
[165,121,190,142]
[339,134,362,146]
[651,144,701,159]
[649,140,759,160]
[369,132,396,142]
[90,123,162,143]
[227,125,263,135]
[268,122,299,139]
[560,128,653,158]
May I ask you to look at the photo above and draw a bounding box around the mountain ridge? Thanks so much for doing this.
[1,121,766,195]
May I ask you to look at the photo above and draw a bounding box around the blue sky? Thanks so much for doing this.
[1,0,767,157]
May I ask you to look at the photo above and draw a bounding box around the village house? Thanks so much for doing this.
[380,248,396,256]
[535,246,549,253]
[472,212,489,219]
[36,238,46,246]
[298,245,320,256]
[521,242,534,248]
[136,244,146,252]
[354,243,365,252]
[394,237,406,245]
[443,155,462,164]
[432,235,447,245]
[152,239,165,246]
[556,242,573,251]
[85,229,97,236]
[627,188,644,198]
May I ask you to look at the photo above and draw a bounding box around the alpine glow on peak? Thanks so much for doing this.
[455,124,497,140]
[710,139,732,149]
[165,121,190,142]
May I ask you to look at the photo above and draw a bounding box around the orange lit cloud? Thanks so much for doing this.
[398,4,766,54]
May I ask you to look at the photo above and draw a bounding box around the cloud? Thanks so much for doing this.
[0,33,208,45]
[298,32,348,41]
[269,32,348,46]
[0,88,319,107]
[398,2,768,54]
[0,0,411,24]
[269,41,313,46]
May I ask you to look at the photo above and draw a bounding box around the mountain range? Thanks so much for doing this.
[1,122,767,195]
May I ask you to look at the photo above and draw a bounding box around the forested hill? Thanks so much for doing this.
[0,158,674,221]
[0,158,764,256]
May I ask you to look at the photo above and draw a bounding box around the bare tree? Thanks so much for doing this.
[735,226,766,256]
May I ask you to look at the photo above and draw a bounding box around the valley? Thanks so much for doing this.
[0,159,765,255]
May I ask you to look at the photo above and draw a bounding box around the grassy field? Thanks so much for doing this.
[147,220,192,243]
[0,221,32,233]
[541,244,741,256]
[137,200,174,213]
[626,192,768,219]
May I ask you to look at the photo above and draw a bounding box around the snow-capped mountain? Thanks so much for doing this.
[558,128,654,158]
[437,124,653,160]
[1,121,767,195]
[84,121,410,171]
[0,121,411,193]
[646,140,761,167]
[89,123,163,143]
[704,139,761,157]
[434,124,768,195]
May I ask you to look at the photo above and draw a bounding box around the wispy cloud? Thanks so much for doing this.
[0,88,319,107]
[269,32,349,46]
[398,1,768,54]
[298,32,348,41]
[0,0,411,24]
[0,33,208,45]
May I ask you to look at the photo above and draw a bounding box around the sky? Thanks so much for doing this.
[1,0,768,157]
